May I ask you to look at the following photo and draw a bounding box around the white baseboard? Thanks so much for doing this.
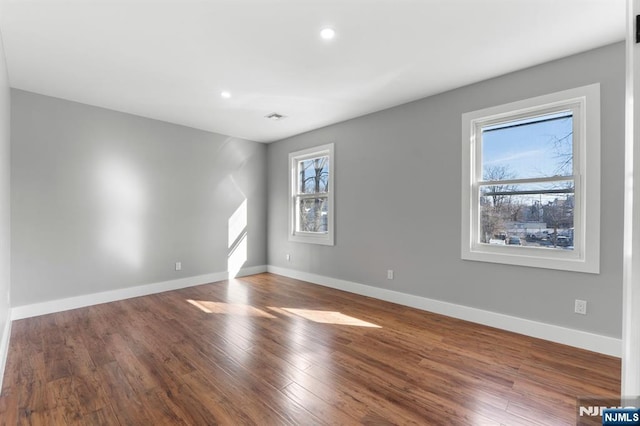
[0,316,11,391]
[11,265,267,320]
[267,265,622,358]
[7,264,622,357]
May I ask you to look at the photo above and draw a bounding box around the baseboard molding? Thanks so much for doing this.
[267,265,622,358]
[11,265,267,320]
[0,316,11,391]
[8,264,622,357]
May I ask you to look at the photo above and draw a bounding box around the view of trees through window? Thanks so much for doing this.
[479,111,574,249]
[296,156,329,233]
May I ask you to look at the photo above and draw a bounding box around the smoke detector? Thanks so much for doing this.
[265,113,287,121]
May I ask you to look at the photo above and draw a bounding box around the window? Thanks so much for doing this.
[461,84,600,273]
[289,143,334,245]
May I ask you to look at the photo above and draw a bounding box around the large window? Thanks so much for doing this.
[289,143,334,245]
[461,84,600,273]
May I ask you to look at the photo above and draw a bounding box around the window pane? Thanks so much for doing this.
[479,182,574,250]
[298,156,329,194]
[482,111,573,181]
[297,197,328,233]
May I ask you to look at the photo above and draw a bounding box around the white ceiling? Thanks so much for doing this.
[0,0,626,143]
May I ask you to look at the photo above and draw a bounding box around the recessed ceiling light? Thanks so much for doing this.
[320,28,336,40]
[220,91,231,99]
[265,113,287,121]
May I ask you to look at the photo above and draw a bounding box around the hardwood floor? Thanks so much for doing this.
[0,273,621,425]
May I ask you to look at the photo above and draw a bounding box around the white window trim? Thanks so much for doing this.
[288,143,335,246]
[461,84,600,273]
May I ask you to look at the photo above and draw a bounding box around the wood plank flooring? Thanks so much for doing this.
[0,273,621,425]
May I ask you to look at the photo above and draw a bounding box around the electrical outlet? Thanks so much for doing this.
[387,269,394,280]
[175,261,182,271]
[286,253,291,262]
[574,299,587,315]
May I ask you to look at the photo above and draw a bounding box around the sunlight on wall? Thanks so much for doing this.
[228,233,247,278]
[228,199,247,248]
[97,157,147,268]
[228,199,247,278]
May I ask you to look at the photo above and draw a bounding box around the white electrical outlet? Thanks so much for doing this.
[574,299,587,315]
[175,261,182,271]
[387,269,394,280]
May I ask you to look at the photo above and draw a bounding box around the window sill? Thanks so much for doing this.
[461,244,599,274]
[289,232,334,246]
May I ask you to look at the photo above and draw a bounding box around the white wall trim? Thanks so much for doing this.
[288,143,335,246]
[267,265,622,357]
[10,265,267,320]
[622,0,640,395]
[0,317,11,391]
[461,84,601,274]
[7,264,621,357]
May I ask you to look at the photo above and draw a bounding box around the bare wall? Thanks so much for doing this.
[267,42,625,338]
[0,31,11,344]
[11,90,267,306]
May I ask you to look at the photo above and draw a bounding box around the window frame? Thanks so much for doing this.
[461,84,600,273]
[288,143,335,246]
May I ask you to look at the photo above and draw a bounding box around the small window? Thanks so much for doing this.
[289,144,334,245]
[461,84,600,273]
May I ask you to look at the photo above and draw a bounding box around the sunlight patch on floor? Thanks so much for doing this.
[186,299,275,318]
[275,308,381,328]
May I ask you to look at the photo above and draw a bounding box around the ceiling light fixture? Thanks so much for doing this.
[220,91,231,99]
[320,27,336,40]
[265,113,287,121]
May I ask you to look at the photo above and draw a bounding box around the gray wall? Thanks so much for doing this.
[11,90,267,306]
[267,42,625,338]
[0,33,10,339]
